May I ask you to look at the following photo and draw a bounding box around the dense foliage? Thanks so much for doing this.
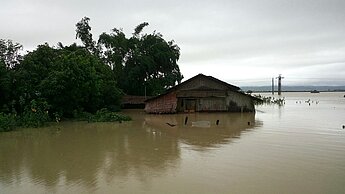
[0,39,20,113]
[89,108,131,122]
[0,113,16,132]
[0,60,12,112]
[76,17,183,96]
[13,44,121,117]
[0,39,22,68]
[0,17,183,131]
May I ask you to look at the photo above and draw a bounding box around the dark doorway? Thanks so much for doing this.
[185,99,197,112]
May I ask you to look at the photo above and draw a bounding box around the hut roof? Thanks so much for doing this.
[145,74,242,102]
[122,95,148,105]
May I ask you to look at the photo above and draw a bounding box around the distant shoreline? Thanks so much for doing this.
[241,86,345,93]
[250,90,345,93]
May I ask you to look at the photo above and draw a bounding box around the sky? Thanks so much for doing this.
[2,0,345,86]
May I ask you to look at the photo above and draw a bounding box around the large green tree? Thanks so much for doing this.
[0,39,22,112]
[76,17,183,96]
[0,60,11,112]
[0,39,22,68]
[75,17,99,56]
[13,43,121,117]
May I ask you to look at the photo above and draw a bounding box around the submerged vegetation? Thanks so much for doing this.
[0,113,16,132]
[0,17,182,131]
[88,108,131,122]
[254,94,285,106]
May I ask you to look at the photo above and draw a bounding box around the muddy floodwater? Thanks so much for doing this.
[1,92,345,194]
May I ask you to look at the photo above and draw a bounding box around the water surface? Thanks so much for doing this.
[1,92,345,193]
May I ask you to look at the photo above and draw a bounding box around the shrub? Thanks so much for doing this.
[253,95,285,106]
[0,113,16,132]
[18,99,51,127]
[89,108,131,122]
[72,109,92,121]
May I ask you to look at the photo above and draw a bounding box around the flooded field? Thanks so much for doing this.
[1,92,345,194]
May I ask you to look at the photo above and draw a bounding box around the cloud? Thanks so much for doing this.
[1,0,345,85]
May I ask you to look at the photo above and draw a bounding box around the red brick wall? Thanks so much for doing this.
[145,92,177,113]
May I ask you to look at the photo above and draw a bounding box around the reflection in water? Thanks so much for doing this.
[0,111,259,193]
[2,92,345,194]
[143,112,260,150]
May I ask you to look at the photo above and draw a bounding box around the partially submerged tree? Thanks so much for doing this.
[0,60,11,112]
[14,44,121,117]
[0,39,22,112]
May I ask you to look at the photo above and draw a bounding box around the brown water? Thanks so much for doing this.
[1,92,345,194]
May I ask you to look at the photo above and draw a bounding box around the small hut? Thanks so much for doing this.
[145,74,258,113]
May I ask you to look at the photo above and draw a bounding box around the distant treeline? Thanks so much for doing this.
[0,17,183,131]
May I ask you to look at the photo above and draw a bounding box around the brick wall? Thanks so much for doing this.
[145,92,178,113]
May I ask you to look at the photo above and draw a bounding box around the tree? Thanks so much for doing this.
[14,43,121,117]
[115,25,183,96]
[75,18,183,96]
[98,28,129,78]
[75,17,99,55]
[0,39,22,112]
[0,39,23,68]
[0,60,11,112]
[133,22,149,37]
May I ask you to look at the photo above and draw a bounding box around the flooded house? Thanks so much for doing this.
[121,95,148,109]
[145,74,258,114]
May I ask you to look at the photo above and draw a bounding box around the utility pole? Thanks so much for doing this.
[276,74,284,95]
[272,77,274,95]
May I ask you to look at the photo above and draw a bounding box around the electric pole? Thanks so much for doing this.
[276,74,284,95]
[272,77,274,95]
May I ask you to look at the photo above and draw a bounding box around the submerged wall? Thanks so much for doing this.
[145,91,255,113]
[226,91,255,112]
[145,92,178,113]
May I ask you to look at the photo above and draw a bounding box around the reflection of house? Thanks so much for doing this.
[142,112,260,149]
[145,74,258,114]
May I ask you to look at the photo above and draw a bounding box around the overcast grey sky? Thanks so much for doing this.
[2,0,345,86]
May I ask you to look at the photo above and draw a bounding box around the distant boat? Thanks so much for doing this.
[310,90,320,93]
